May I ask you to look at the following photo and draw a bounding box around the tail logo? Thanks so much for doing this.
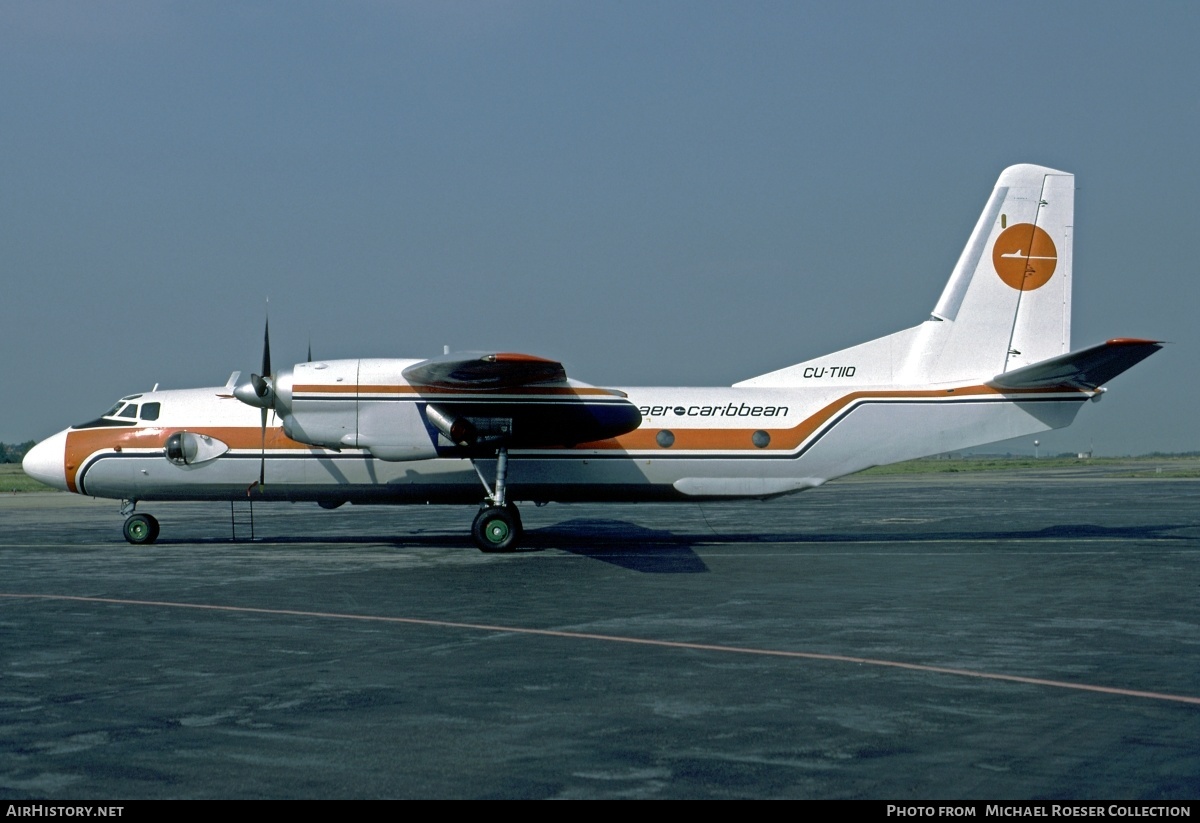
[993,223,1057,291]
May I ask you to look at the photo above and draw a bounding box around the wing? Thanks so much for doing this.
[989,338,1163,391]
[402,352,567,390]
[402,352,641,449]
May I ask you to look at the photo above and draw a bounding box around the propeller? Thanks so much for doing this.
[232,314,312,492]
[232,316,275,492]
[233,318,277,410]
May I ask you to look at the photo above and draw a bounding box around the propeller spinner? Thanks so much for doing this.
[233,319,276,410]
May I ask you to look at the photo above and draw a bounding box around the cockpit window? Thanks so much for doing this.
[140,402,161,421]
[75,400,142,430]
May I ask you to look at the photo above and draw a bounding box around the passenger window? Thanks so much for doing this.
[118,404,138,419]
[140,402,161,421]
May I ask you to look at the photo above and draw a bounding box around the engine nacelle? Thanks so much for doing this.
[275,362,355,449]
[356,399,439,461]
[279,359,440,461]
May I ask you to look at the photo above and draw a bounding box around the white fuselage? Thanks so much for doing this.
[24,366,1091,506]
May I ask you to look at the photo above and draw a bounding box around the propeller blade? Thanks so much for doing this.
[261,317,272,380]
[259,407,268,489]
[257,313,271,490]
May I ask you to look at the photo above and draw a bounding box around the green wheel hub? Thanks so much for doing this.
[122,513,160,545]
[485,519,510,544]
[472,505,520,552]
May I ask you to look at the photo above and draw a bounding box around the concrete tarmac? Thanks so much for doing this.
[1,471,1199,799]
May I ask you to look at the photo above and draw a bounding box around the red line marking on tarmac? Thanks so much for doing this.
[5,592,1200,707]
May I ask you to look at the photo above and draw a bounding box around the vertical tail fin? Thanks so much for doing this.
[915,163,1074,382]
[736,164,1075,389]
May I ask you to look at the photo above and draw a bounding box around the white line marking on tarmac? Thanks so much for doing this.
[4,592,1200,707]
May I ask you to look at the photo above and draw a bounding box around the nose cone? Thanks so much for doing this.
[22,430,69,491]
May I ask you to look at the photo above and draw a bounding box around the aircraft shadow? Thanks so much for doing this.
[522,519,711,573]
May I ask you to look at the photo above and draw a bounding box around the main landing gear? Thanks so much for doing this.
[470,447,523,553]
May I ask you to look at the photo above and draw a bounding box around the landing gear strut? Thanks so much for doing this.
[470,447,523,552]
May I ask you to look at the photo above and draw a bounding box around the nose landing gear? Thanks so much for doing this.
[122,512,160,545]
[118,500,160,545]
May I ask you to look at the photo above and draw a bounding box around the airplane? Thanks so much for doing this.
[22,164,1162,552]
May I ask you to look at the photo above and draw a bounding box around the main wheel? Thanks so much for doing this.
[123,513,160,545]
[472,506,519,553]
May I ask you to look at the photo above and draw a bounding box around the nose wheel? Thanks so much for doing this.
[123,513,160,545]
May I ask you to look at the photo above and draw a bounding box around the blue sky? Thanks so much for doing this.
[3,1,1195,454]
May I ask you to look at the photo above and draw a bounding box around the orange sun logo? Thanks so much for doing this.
[992,223,1057,291]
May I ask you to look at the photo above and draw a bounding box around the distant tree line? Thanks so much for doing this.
[0,441,36,464]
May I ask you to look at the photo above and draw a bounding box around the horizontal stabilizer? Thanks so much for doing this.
[988,338,1162,390]
[403,352,567,390]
